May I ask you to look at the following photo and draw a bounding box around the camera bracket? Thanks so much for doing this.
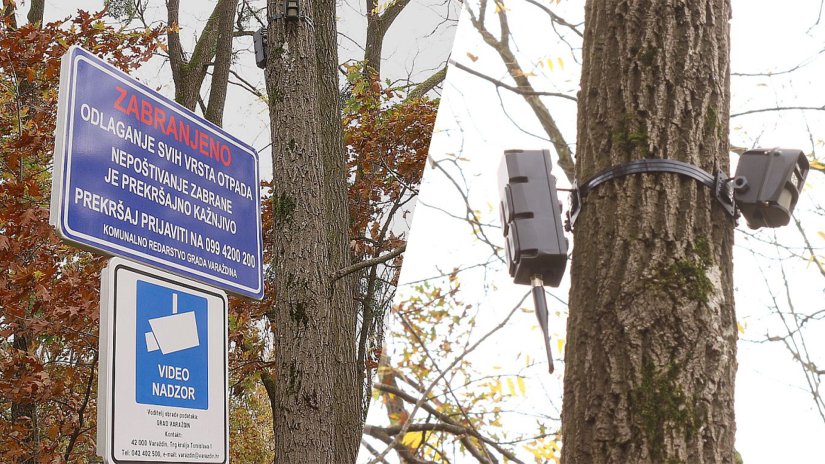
[565,158,738,232]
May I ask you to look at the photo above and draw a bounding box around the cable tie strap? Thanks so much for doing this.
[564,159,737,231]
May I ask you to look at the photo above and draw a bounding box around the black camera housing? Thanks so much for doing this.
[253,28,267,69]
[733,148,809,229]
[498,149,568,286]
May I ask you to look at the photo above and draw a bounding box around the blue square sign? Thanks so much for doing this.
[135,280,209,410]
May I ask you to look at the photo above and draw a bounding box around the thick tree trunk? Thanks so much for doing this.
[312,0,364,462]
[265,1,335,462]
[563,1,736,463]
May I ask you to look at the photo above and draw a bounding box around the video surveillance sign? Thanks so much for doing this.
[136,281,208,410]
[50,46,263,299]
[98,258,227,463]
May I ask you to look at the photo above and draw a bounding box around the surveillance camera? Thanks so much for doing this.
[733,148,809,229]
[498,149,568,286]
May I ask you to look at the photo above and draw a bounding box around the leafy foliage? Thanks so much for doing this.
[0,10,160,462]
[344,62,437,261]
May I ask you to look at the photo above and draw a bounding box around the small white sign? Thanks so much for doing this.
[98,257,228,463]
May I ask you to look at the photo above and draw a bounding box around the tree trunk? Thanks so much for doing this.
[312,0,364,462]
[167,0,237,113]
[364,0,411,76]
[563,1,736,463]
[265,1,335,462]
[204,0,238,125]
[26,0,44,26]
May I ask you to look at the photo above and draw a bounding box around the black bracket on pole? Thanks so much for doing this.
[272,0,314,28]
[270,13,314,28]
[564,159,738,232]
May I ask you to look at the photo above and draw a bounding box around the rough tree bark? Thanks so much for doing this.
[312,0,363,461]
[263,0,349,461]
[563,1,736,463]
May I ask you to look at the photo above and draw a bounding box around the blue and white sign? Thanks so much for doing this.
[98,258,227,463]
[136,280,209,410]
[51,46,263,299]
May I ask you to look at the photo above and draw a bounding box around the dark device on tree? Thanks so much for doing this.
[253,0,312,68]
[253,27,267,69]
[499,149,568,286]
[284,0,300,20]
[498,149,568,373]
[732,148,809,229]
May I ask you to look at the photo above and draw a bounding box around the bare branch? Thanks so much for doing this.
[333,244,407,281]
[365,291,532,464]
[523,0,582,37]
[730,105,825,118]
[465,0,575,182]
[449,60,577,101]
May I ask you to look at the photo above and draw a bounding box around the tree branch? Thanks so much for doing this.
[373,382,522,463]
[465,0,575,182]
[408,66,446,99]
[523,0,582,37]
[205,0,239,125]
[365,291,532,464]
[730,105,825,118]
[332,244,406,281]
[449,60,577,101]
[26,0,44,26]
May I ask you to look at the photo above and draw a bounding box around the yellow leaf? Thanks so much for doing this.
[507,377,516,396]
[517,377,526,395]
[557,57,565,70]
[401,431,424,448]
[557,338,565,354]
[818,231,825,241]
[490,379,502,396]
[737,322,746,335]
[546,58,554,72]
[810,159,825,170]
